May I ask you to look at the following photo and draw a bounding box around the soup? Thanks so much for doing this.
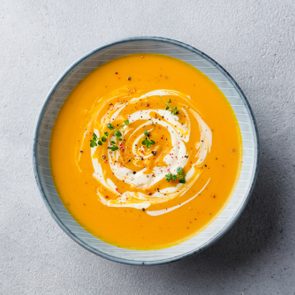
[51,54,242,249]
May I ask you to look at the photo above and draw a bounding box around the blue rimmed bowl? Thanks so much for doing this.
[33,37,259,265]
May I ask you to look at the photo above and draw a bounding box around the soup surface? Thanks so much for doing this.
[51,54,242,249]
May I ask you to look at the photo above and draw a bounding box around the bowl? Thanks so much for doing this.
[33,37,259,265]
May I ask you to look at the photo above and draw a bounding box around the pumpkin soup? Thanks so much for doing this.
[51,54,242,249]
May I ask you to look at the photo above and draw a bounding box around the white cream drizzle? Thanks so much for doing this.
[90,89,212,214]
[146,178,211,216]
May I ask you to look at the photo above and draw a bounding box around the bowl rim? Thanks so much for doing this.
[33,36,260,265]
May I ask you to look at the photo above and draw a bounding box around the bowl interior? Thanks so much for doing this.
[34,38,258,265]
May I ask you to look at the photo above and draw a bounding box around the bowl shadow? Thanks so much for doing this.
[172,140,282,270]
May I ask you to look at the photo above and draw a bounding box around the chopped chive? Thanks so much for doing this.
[97,140,102,146]
[114,130,122,138]
[107,123,114,130]
[90,140,97,148]
[104,131,109,136]
[90,133,98,147]
[177,167,186,183]
[108,145,118,151]
[165,99,179,115]
[171,106,179,115]
[101,136,107,142]
[144,130,149,137]
[124,119,130,125]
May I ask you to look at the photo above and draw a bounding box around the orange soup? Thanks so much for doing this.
[51,54,242,249]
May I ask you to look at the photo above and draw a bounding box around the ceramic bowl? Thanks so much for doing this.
[33,37,259,265]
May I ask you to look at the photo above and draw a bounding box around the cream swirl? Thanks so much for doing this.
[89,89,212,213]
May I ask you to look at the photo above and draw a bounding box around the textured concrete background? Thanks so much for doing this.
[1,1,295,294]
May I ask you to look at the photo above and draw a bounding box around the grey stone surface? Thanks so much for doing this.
[1,0,295,294]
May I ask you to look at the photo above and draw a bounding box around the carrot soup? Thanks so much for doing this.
[51,54,242,249]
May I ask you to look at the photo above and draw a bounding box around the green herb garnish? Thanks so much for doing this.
[177,167,184,175]
[165,173,173,182]
[165,99,179,115]
[142,130,155,148]
[165,167,186,183]
[108,144,119,151]
[142,138,155,148]
[90,131,109,148]
[170,106,179,115]
[165,173,178,182]
[90,141,97,148]
[90,133,98,147]
[90,122,123,148]
[177,167,185,183]
[165,99,171,110]
[124,119,130,125]
[107,123,114,130]
[114,130,122,138]
[108,137,119,151]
